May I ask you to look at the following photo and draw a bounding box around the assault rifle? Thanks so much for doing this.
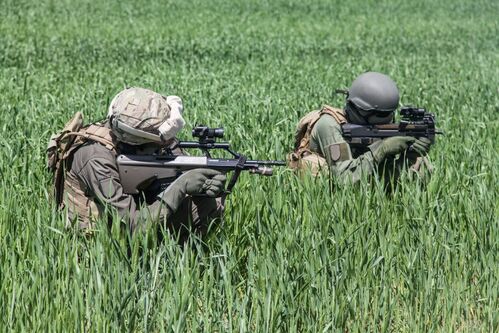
[117,125,285,196]
[341,106,443,147]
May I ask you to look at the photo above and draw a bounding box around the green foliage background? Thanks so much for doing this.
[0,0,497,331]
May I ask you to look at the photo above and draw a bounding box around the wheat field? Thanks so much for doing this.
[0,0,497,331]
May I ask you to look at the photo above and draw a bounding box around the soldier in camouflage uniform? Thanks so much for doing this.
[288,72,433,184]
[48,87,226,241]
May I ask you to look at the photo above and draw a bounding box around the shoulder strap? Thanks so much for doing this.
[62,124,116,159]
[319,105,347,125]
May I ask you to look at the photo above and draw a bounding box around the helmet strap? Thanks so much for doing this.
[345,102,368,125]
[111,117,163,144]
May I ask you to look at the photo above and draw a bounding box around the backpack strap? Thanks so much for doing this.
[52,121,117,208]
[47,112,84,171]
[288,105,347,173]
[295,105,346,156]
[61,124,116,159]
[320,105,347,125]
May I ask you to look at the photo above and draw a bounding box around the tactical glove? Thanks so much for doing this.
[158,169,226,213]
[410,137,432,156]
[370,136,415,163]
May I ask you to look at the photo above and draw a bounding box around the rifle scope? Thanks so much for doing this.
[400,106,427,121]
[192,125,224,139]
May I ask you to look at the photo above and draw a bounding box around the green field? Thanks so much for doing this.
[0,0,498,331]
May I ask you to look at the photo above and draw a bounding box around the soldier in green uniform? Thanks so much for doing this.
[288,72,433,184]
[48,87,226,241]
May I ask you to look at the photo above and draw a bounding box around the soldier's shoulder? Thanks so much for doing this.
[74,141,116,162]
[316,112,343,128]
[310,114,342,143]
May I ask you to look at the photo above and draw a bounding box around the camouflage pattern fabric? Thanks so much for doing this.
[108,87,178,145]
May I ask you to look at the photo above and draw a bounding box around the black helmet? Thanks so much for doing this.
[347,72,399,113]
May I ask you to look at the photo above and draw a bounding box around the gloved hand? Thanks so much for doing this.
[370,136,415,163]
[410,137,432,156]
[158,169,226,213]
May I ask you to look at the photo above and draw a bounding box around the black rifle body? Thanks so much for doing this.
[342,106,442,147]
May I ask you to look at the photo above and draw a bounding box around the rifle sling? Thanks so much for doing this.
[222,155,247,201]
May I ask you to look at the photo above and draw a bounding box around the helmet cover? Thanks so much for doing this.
[107,87,185,145]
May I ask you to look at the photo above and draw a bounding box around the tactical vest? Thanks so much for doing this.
[287,105,347,176]
[47,112,117,229]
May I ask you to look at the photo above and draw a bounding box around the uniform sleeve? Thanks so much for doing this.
[310,115,378,184]
[71,144,170,229]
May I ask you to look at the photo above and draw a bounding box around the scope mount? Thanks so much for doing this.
[172,125,240,158]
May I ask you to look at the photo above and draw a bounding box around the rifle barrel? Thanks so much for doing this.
[177,141,230,149]
[246,160,286,166]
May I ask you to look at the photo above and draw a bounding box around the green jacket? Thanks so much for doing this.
[308,114,379,183]
[307,112,432,186]
[67,140,222,233]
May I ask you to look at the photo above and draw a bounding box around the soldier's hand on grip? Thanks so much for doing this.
[410,137,432,156]
[201,173,227,197]
[176,169,226,196]
[159,169,226,213]
[370,136,415,163]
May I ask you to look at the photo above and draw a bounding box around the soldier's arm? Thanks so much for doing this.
[71,144,169,231]
[311,115,378,184]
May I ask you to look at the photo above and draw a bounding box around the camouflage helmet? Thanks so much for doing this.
[347,72,399,113]
[107,87,185,145]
